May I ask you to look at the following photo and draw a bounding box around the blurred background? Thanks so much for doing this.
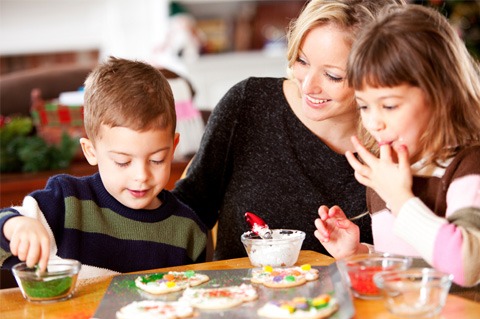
[1,0,479,111]
[0,0,306,111]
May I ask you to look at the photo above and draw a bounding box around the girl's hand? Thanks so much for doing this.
[345,136,415,216]
[314,205,365,260]
[4,216,50,273]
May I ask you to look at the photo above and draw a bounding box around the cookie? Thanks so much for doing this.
[116,300,195,319]
[251,264,319,288]
[179,283,258,310]
[257,294,339,319]
[135,270,209,295]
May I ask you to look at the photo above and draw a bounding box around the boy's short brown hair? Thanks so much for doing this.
[83,57,176,142]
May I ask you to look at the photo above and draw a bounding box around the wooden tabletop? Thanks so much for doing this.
[1,250,479,319]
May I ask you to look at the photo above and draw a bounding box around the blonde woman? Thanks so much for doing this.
[173,0,405,261]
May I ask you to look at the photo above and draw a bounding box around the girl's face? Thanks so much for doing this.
[355,84,433,163]
[81,125,179,210]
[292,24,356,122]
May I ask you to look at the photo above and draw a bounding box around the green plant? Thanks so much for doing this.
[0,117,79,173]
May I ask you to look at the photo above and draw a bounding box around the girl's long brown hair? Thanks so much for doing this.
[348,5,480,165]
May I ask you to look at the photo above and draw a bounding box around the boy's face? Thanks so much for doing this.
[81,125,179,210]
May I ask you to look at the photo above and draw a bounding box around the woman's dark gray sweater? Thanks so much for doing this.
[173,77,372,260]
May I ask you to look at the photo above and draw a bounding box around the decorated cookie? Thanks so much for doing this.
[257,294,339,319]
[179,283,258,310]
[116,300,195,319]
[251,264,319,288]
[135,271,209,294]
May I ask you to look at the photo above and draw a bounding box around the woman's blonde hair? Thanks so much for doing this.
[286,0,406,79]
[83,57,175,142]
[347,5,480,164]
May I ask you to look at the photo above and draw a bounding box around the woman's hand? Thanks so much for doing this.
[4,216,50,273]
[345,136,415,216]
[314,205,366,260]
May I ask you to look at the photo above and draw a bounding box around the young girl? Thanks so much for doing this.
[314,4,480,287]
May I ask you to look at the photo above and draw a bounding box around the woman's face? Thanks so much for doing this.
[292,24,356,122]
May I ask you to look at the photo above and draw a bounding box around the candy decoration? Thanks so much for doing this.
[245,212,272,239]
[296,302,309,310]
[164,274,175,281]
[347,265,386,295]
[281,304,295,313]
[301,264,311,271]
[312,294,330,308]
[264,266,273,273]
[262,294,335,314]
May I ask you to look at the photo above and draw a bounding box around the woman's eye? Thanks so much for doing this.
[151,160,164,165]
[295,56,307,65]
[325,73,343,83]
[357,105,368,111]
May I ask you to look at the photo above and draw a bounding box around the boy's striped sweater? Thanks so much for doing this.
[0,173,207,278]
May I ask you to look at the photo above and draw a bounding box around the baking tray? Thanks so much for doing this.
[93,263,354,319]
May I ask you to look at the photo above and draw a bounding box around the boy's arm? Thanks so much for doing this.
[3,215,50,272]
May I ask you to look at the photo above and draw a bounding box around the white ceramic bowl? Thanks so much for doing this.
[241,229,305,267]
[374,268,453,318]
[12,259,81,303]
[337,253,412,300]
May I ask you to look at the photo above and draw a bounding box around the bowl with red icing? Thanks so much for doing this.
[337,253,412,300]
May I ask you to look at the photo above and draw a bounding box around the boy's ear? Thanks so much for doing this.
[172,133,180,159]
[80,137,98,166]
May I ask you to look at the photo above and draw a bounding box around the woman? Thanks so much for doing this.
[173,0,405,261]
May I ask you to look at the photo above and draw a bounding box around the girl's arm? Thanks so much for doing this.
[314,205,369,260]
[394,176,480,287]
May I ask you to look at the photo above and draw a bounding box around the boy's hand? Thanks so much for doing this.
[314,205,365,260]
[345,136,415,216]
[4,216,50,273]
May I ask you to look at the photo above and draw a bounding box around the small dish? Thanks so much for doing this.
[241,229,305,267]
[12,259,81,303]
[337,253,412,299]
[374,268,453,318]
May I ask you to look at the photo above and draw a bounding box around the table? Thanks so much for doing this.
[1,250,479,319]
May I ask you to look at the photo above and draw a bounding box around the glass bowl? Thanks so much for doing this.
[12,259,81,303]
[374,268,453,318]
[241,229,305,267]
[337,253,412,299]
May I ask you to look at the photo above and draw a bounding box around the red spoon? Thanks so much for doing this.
[245,212,272,239]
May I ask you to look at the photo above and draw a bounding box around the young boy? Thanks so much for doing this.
[0,57,207,278]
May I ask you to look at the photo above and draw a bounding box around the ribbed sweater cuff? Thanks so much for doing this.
[393,197,447,264]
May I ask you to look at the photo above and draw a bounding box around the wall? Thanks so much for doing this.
[0,0,169,64]
[0,0,300,110]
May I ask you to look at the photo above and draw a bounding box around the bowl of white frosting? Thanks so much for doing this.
[241,229,305,267]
